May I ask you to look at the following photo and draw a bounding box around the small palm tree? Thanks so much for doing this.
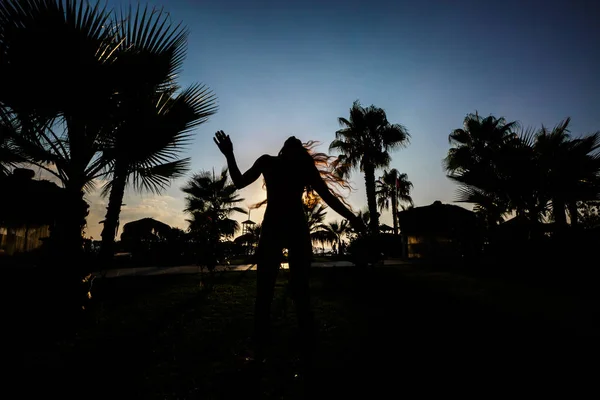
[182,168,246,269]
[330,100,410,234]
[247,223,262,254]
[326,219,349,254]
[303,193,336,253]
[376,169,413,235]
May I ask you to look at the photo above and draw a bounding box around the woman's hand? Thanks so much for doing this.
[213,130,234,157]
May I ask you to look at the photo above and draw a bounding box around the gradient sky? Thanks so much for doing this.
[83,0,600,239]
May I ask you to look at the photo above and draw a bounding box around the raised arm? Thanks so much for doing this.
[214,130,265,189]
[309,167,366,233]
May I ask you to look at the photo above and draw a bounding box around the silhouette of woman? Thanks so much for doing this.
[214,131,365,368]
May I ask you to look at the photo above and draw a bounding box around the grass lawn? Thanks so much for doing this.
[6,265,600,398]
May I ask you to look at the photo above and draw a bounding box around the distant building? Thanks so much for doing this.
[0,169,65,255]
[397,201,481,259]
[120,217,173,243]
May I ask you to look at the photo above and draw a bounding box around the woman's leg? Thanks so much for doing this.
[288,240,315,371]
[253,231,282,360]
[254,260,279,357]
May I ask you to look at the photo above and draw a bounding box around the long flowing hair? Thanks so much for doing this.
[302,139,353,209]
[250,137,353,210]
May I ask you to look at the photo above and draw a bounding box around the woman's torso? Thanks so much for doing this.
[261,155,307,226]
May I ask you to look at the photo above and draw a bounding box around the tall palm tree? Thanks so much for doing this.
[97,6,217,260]
[0,0,119,256]
[376,169,413,235]
[330,100,410,234]
[182,168,247,267]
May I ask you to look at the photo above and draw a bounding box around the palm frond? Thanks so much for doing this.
[114,3,188,89]
[133,158,190,194]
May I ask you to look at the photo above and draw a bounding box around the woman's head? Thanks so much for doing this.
[278,136,307,160]
[277,136,354,209]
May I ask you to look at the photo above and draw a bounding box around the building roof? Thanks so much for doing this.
[121,218,173,241]
[397,201,477,236]
[0,168,65,227]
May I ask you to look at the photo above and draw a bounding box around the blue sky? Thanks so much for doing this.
[84,0,600,238]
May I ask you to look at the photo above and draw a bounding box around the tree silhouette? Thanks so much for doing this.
[534,118,600,230]
[303,193,336,251]
[444,112,524,226]
[376,169,413,235]
[330,100,410,234]
[98,5,217,261]
[182,168,246,269]
[0,0,118,255]
[445,112,600,234]
[326,219,350,254]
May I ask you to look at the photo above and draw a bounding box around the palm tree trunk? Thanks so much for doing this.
[100,162,128,263]
[47,180,89,334]
[364,163,379,234]
[391,187,398,235]
[53,181,88,258]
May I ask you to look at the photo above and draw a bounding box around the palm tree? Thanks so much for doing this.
[446,113,600,236]
[444,112,522,225]
[246,223,262,254]
[303,193,336,253]
[534,119,572,230]
[376,169,413,235]
[182,168,247,269]
[330,100,410,234]
[97,6,217,261]
[445,112,519,174]
[534,118,600,230]
[0,0,118,256]
[326,219,349,254]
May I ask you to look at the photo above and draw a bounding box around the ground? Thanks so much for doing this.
[5,264,600,398]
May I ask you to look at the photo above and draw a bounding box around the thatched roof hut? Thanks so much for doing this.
[397,201,481,259]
